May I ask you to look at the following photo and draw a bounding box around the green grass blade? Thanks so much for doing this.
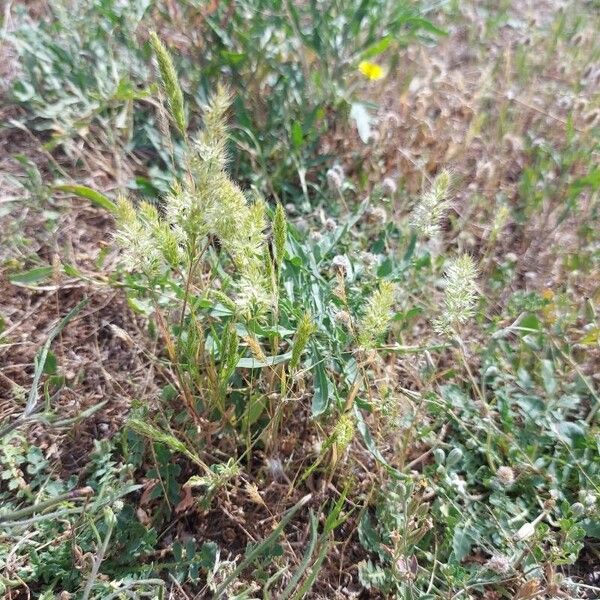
[279,511,319,600]
[212,494,312,598]
[25,299,89,417]
[54,184,117,213]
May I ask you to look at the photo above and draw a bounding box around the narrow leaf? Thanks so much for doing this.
[54,184,117,213]
[9,266,53,285]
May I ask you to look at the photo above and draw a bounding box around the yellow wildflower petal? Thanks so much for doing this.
[358,60,384,81]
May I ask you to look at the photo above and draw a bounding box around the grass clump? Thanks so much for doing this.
[1,4,600,599]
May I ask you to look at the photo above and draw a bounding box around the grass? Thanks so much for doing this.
[1,0,599,598]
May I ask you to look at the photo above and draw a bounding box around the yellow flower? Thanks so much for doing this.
[358,60,385,81]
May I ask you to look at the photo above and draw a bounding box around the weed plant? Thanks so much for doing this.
[1,4,599,599]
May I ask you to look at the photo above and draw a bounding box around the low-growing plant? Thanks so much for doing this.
[112,33,411,454]
[190,0,445,198]
[7,0,443,201]
[0,436,158,597]
[8,0,153,164]
[356,287,600,598]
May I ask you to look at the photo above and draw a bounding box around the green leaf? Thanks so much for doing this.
[9,266,53,285]
[54,184,117,213]
[569,167,600,198]
[452,525,472,562]
[312,362,331,416]
[198,541,219,569]
[580,327,600,345]
[362,35,393,59]
[358,512,381,554]
[220,50,245,65]
[246,395,267,427]
[43,351,57,375]
[13,80,36,102]
[291,121,304,148]
[62,263,81,277]
[404,16,448,37]
[358,560,388,590]
[236,352,292,369]
[541,359,557,396]
[553,421,586,447]
[582,518,600,538]
[519,313,541,332]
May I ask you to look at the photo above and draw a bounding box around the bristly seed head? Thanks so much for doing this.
[410,169,452,237]
[149,32,186,136]
[334,413,355,451]
[114,197,163,275]
[358,280,396,349]
[272,202,287,272]
[434,254,479,336]
[289,313,316,371]
[114,69,272,316]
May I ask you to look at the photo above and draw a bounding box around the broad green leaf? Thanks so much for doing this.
[9,266,53,285]
[54,184,116,213]
[246,395,267,427]
[452,525,472,562]
[312,362,331,416]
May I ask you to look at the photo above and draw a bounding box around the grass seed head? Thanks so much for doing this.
[410,169,452,237]
[149,32,186,136]
[334,413,355,451]
[358,280,396,349]
[434,254,479,336]
[272,202,287,273]
[290,313,315,371]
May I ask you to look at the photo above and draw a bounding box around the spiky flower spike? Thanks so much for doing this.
[289,313,316,371]
[116,37,271,315]
[334,413,355,454]
[358,280,396,349]
[149,31,186,136]
[114,197,162,275]
[410,169,452,237]
[194,84,232,176]
[190,87,272,314]
[434,254,479,336]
